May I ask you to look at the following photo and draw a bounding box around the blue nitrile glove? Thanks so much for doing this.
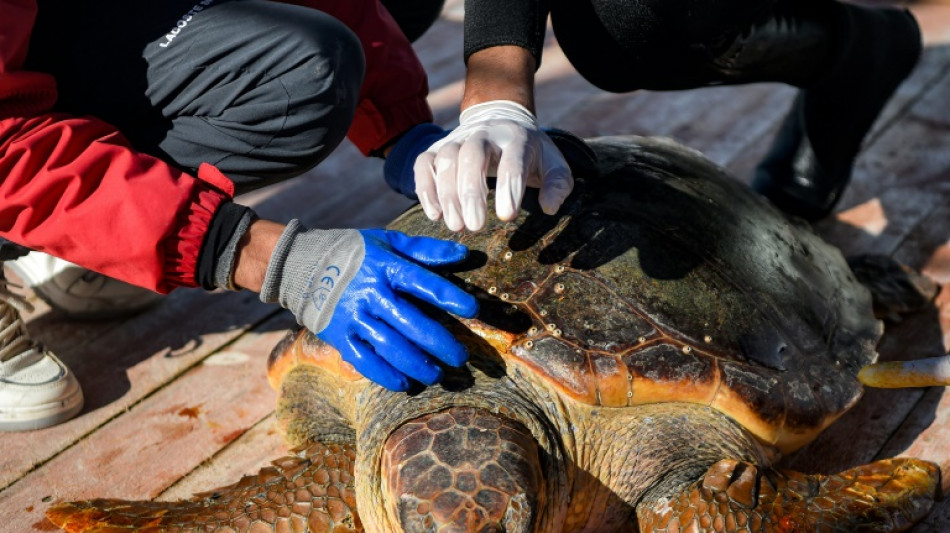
[260,221,479,391]
[383,123,450,199]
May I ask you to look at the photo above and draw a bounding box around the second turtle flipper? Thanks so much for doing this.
[636,457,938,532]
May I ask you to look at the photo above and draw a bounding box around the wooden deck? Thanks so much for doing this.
[4,1,950,531]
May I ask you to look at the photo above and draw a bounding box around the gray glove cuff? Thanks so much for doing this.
[213,210,256,291]
[259,220,365,334]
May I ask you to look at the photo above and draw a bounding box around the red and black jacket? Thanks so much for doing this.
[0,0,432,293]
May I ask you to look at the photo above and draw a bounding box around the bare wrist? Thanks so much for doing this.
[462,46,536,112]
[232,219,285,292]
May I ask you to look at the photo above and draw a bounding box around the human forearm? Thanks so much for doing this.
[0,114,232,293]
[231,219,285,292]
[462,46,537,111]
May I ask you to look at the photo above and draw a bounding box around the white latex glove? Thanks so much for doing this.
[413,100,573,231]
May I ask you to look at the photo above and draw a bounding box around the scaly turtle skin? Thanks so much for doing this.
[47,136,939,533]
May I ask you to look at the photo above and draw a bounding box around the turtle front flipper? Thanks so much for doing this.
[636,457,939,532]
[46,441,361,533]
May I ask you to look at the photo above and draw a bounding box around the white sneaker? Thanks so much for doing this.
[0,276,83,431]
[7,252,163,319]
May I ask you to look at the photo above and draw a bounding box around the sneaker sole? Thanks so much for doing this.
[6,257,163,320]
[0,384,84,432]
[30,278,163,320]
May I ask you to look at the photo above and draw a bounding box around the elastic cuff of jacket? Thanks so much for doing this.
[161,184,231,293]
[383,123,448,199]
[213,209,256,291]
[196,201,257,290]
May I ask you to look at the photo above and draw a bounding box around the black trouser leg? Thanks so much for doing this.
[751,3,921,220]
[381,0,446,42]
[26,0,366,194]
[550,0,921,220]
[550,0,798,91]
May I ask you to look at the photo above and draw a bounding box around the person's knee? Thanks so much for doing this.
[178,5,367,187]
[270,12,366,171]
[553,0,775,92]
[213,7,367,181]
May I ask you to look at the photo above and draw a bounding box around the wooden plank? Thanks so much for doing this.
[0,289,281,491]
[0,313,296,532]
[915,498,950,533]
[158,414,288,502]
[878,387,950,491]
[924,242,950,352]
[813,190,947,258]
[879,386,950,532]
[914,3,950,46]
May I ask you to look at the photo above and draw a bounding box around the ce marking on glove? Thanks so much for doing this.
[304,265,341,311]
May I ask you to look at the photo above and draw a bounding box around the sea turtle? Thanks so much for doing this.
[47,135,940,533]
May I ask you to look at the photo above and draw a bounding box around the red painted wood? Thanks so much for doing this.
[0,315,294,532]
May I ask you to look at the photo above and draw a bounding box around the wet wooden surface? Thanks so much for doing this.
[3,0,950,531]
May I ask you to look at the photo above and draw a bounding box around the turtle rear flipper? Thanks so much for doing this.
[636,457,938,532]
[46,441,362,533]
[847,254,939,321]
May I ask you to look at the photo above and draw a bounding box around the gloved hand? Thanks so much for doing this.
[383,123,450,199]
[260,221,479,391]
[414,100,574,232]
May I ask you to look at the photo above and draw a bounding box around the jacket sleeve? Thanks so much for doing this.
[463,0,550,67]
[275,0,434,155]
[0,0,233,294]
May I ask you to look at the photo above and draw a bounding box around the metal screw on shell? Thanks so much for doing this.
[547,324,557,331]
[554,329,562,337]
[554,283,565,294]
[555,265,566,273]
[529,327,539,335]
[525,341,534,349]
[627,391,633,397]
[488,286,498,295]
[704,335,713,343]
[682,346,693,354]
[638,336,647,344]
[504,251,513,261]
[540,310,548,317]
[501,293,510,301]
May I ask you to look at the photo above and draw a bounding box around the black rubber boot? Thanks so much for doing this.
[750,3,922,221]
